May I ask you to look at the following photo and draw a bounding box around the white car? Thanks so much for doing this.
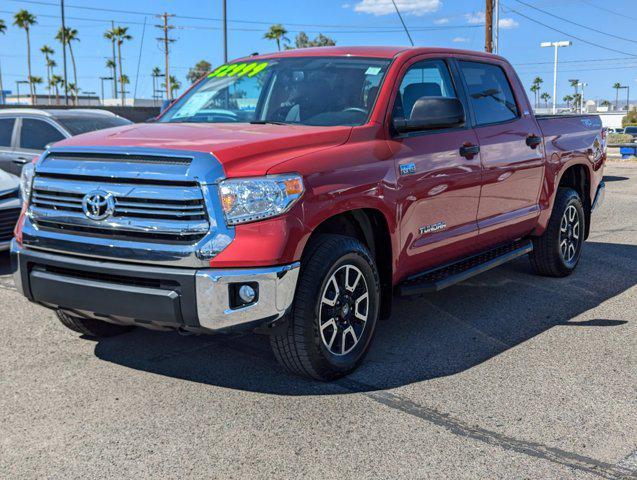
[0,169,20,251]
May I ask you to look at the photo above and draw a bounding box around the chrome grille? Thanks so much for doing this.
[0,207,20,242]
[29,174,210,242]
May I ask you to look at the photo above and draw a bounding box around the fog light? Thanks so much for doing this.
[238,284,256,303]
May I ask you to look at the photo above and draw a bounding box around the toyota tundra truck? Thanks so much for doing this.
[12,47,606,380]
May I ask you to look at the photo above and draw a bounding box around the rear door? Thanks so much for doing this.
[456,59,544,246]
[0,117,18,175]
[14,117,67,174]
[387,57,483,276]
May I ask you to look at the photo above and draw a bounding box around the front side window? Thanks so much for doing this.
[20,118,65,150]
[159,57,391,127]
[459,61,519,126]
[392,59,457,120]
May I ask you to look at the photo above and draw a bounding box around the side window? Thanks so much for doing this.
[19,118,65,150]
[0,118,15,147]
[459,61,519,125]
[393,59,456,120]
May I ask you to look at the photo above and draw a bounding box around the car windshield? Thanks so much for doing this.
[55,115,132,135]
[159,57,391,127]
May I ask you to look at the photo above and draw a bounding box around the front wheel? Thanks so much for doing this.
[270,234,380,381]
[530,187,585,277]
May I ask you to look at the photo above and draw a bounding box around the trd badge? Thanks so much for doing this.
[399,163,416,176]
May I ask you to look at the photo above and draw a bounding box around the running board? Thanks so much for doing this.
[398,239,533,296]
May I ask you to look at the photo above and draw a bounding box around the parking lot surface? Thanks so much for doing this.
[1,163,635,479]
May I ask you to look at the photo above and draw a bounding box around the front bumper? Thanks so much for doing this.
[11,241,299,333]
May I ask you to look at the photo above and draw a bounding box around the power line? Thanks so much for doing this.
[390,0,414,46]
[579,0,637,22]
[512,0,637,45]
[501,3,637,57]
[4,0,480,31]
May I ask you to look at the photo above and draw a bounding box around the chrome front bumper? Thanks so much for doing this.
[11,241,299,333]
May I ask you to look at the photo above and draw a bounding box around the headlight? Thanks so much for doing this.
[19,162,35,203]
[219,174,304,225]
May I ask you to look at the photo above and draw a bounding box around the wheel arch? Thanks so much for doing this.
[306,208,394,320]
[557,163,591,239]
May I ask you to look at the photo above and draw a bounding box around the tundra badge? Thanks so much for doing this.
[419,221,447,235]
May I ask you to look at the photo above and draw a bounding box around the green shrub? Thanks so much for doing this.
[607,133,634,144]
[621,111,637,127]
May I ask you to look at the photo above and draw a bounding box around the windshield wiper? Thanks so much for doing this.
[249,120,291,125]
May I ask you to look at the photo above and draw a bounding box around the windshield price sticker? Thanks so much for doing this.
[208,62,269,78]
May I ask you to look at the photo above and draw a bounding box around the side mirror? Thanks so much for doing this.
[394,96,464,133]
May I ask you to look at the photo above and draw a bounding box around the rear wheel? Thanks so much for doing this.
[270,234,380,381]
[530,187,585,277]
[56,310,134,338]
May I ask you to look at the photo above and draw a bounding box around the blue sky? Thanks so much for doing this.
[1,0,636,104]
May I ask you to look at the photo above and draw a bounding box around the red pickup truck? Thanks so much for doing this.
[13,47,606,380]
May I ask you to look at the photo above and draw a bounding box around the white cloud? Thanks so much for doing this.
[452,37,469,43]
[342,3,350,8]
[353,0,442,16]
[434,17,449,24]
[465,11,485,24]
[498,18,519,29]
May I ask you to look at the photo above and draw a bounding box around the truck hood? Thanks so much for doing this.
[53,122,352,176]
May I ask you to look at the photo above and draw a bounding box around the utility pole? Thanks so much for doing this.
[156,13,175,100]
[493,0,499,54]
[222,0,228,63]
[485,0,493,53]
[60,0,69,106]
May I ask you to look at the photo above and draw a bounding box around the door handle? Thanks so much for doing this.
[12,157,30,165]
[526,135,542,149]
[459,143,480,159]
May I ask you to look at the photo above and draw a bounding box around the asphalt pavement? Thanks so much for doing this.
[1,162,635,479]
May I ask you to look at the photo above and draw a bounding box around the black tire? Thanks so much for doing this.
[55,310,134,338]
[530,187,585,277]
[270,234,380,381]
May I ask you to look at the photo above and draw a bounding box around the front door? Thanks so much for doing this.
[387,58,482,277]
[457,59,544,247]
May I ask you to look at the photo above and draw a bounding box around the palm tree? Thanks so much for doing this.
[600,100,612,109]
[563,94,574,110]
[612,82,622,110]
[264,24,289,51]
[540,92,551,109]
[0,19,6,103]
[50,74,63,105]
[56,27,79,103]
[151,66,163,105]
[531,77,543,108]
[105,58,117,99]
[40,44,54,104]
[67,82,79,104]
[13,10,37,103]
[162,75,180,97]
[530,84,540,109]
[569,78,579,96]
[109,26,131,105]
[30,75,42,101]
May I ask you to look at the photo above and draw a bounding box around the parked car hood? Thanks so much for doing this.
[52,122,353,176]
[0,169,19,193]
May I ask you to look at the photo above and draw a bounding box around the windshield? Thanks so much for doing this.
[159,57,391,127]
[56,116,132,135]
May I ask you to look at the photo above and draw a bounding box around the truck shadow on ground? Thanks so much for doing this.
[93,241,636,395]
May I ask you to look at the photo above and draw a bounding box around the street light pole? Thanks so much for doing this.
[222,0,228,63]
[60,0,69,106]
[540,41,571,114]
[578,82,587,113]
